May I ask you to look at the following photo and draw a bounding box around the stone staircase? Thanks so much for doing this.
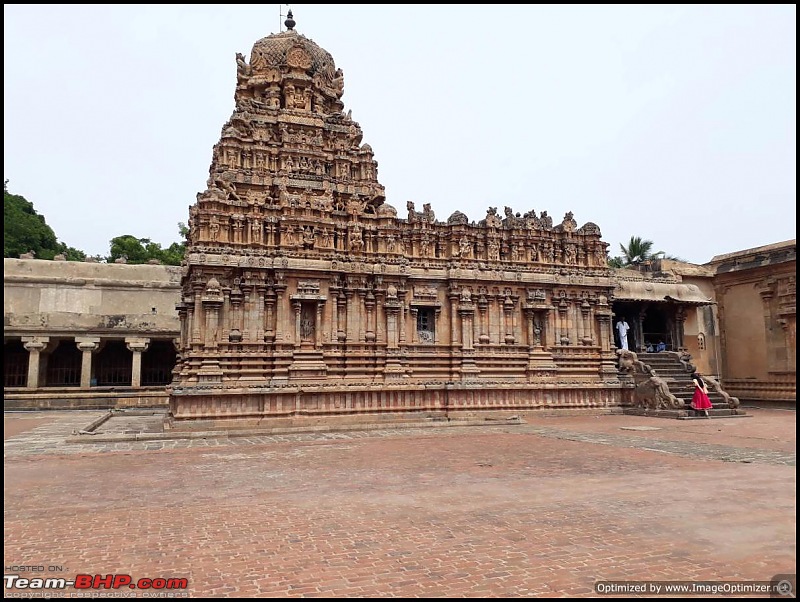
[637,352,743,418]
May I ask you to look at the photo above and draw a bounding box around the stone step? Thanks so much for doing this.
[684,408,739,417]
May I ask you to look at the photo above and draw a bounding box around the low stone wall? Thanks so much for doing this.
[4,388,169,411]
[724,378,796,406]
[169,383,628,422]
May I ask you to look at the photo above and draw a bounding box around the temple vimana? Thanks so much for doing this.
[171,13,620,420]
[4,14,794,419]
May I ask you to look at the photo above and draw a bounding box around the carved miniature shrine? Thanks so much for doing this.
[169,14,626,421]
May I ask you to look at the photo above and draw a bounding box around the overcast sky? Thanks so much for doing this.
[4,4,796,263]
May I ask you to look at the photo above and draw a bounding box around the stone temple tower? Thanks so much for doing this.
[170,12,622,423]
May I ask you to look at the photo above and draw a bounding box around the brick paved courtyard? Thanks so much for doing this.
[4,407,796,597]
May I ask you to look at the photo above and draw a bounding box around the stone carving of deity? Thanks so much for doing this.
[459,236,472,259]
[250,219,262,243]
[349,226,364,252]
[564,244,577,265]
[303,226,315,248]
[209,216,220,241]
[300,314,314,340]
[284,224,296,247]
[487,239,500,261]
[320,228,331,248]
[420,235,432,257]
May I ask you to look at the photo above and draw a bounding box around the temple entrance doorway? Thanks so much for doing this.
[641,305,672,351]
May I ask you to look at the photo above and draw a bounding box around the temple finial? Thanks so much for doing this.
[284,9,295,31]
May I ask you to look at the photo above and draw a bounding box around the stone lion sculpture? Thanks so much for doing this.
[617,349,683,410]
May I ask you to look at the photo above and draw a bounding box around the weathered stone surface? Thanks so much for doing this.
[171,20,621,420]
[707,240,796,405]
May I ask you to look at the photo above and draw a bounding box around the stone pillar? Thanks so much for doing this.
[293,300,302,348]
[222,288,232,339]
[315,301,324,349]
[203,301,222,349]
[473,303,480,347]
[504,296,516,344]
[230,287,243,341]
[597,313,612,352]
[274,284,286,342]
[265,289,276,342]
[240,283,253,342]
[460,306,474,350]
[595,295,618,377]
[478,299,489,344]
[580,300,593,346]
[358,291,367,343]
[558,300,569,345]
[546,307,557,349]
[125,338,150,388]
[383,289,405,378]
[365,292,376,343]
[191,286,203,346]
[337,295,347,343]
[636,307,647,352]
[398,294,407,344]
[22,337,49,389]
[526,309,535,348]
[675,305,687,351]
[255,283,267,343]
[75,337,100,389]
[346,291,357,344]
[330,291,339,343]
[410,307,419,344]
[375,291,386,345]
[177,304,189,352]
[449,291,460,346]
[386,304,400,349]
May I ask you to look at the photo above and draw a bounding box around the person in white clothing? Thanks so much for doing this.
[616,319,630,350]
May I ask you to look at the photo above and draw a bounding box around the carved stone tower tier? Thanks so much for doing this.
[169,15,626,422]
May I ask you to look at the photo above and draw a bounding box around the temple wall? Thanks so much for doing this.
[680,276,720,377]
[707,240,796,405]
[3,258,181,409]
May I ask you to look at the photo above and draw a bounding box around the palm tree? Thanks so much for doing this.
[618,236,660,266]
[607,237,686,267]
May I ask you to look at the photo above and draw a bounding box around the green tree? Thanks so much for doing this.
[106,223,186,266]
[4,180,86,260]
[107,235,154,264]
[4,181,59,259]
[58,244,87,261]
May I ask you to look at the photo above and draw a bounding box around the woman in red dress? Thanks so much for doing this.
[690,372,712,417]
